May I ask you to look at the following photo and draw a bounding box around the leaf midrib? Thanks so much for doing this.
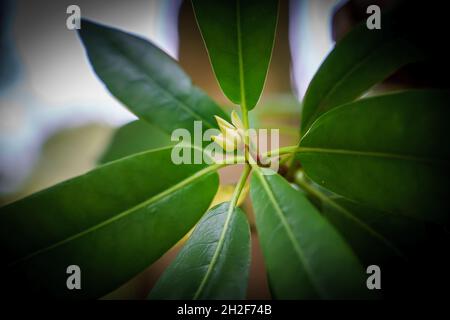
[8,163,220,268]
[236,0,247,110]
[192,203,235,299]
[298,147,448,165]
[255,170,324,297]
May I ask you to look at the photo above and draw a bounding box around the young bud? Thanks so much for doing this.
[211,128,243,152]
[212,113,245,151]
[231,110,244,130]
[214,115,234,135]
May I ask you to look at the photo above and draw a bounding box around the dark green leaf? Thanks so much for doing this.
[149,202,251,299]
[299,90,450,222]
[99,120,173,164]
[250,169,371,299]
[300,12,425,134]
[192,0,278,110]
[295,174,427,264]
[322,197,428,263]
[0,146,219,298]
[79,20,227,135]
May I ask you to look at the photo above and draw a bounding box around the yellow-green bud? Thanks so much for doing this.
[212,114,245,152]
[231,110,244,130]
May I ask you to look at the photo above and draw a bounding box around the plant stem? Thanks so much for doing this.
[241,108,250,131]
[264,145,301,158]
[229,164,251,208]
[241,108,250,162]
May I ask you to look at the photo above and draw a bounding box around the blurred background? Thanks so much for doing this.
[1,0,439,299]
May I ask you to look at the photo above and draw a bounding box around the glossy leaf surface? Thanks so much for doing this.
[301,13,425,133]
[149,202,250,299]
[79,20,227,135]
[0,146,219,298]
[250,170,370,299]
[192,0,278,110]
[299,90,450,222]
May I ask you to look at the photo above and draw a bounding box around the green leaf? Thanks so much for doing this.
[192,0,278,110]
[0,146,219,298]
[299,90,450,222]
[149,202,251,299]
[78,20,227,135]
[300,12,425,134]
[99,120,173,164]
[295,175,427,264]
[322,197,428,263]
[250,169,371,299]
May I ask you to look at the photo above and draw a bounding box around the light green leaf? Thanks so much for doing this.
[149,202,251,299]
[300,12,425,134]
[192,0,278,110]
[0,146,219,298]
[250,169,371,299]
[299,90,450,222]
[99,120,173,164]
[79,20,227,135]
